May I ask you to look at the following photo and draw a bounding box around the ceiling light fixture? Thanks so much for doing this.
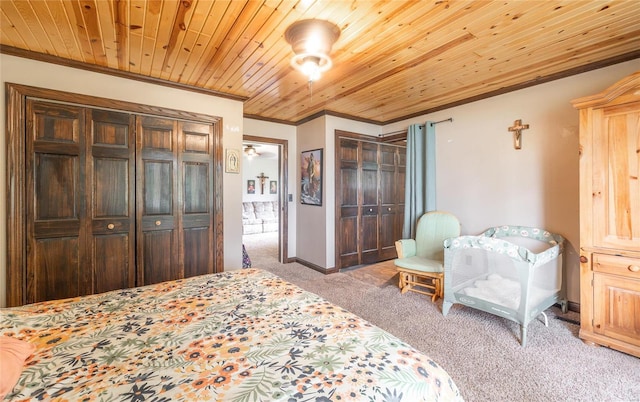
[284,19,340,83]
[244,145,259,158]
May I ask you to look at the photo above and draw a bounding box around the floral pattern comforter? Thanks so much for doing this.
[1,269,462,401]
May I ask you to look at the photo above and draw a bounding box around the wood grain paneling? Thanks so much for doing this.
[1,1,638,124]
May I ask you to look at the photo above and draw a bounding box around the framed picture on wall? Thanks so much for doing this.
[300,148,322,206]
[225,149,240,173]
[247,179,255,194]
[270,180,277,194]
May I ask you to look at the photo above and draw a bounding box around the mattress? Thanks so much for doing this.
[1,268,462,401]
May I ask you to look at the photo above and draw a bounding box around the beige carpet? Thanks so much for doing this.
[242,232,640,402]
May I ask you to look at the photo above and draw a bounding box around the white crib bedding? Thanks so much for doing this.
[460,274,555,310]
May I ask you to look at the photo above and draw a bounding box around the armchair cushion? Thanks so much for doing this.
[395,239,417,258]
[394,256,443,272]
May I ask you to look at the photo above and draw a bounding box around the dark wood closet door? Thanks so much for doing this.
[8,84,224,306]
[396,150,406,244]
[88,109,136,293]
[180,121,215,278]
[338,139,360,268]
[25,100,86,303]
[336,133,406,270]
[137,116,180,285]
[379,145,398,260]
[361,142,380,264]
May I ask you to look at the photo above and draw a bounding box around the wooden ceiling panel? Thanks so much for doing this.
[1,0,638,124]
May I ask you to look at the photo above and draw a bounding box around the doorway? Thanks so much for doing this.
[241,135,289,266]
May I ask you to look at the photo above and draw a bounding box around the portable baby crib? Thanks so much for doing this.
[442,226,567,346]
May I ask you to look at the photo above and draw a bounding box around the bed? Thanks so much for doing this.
[1,268,462,401]
[442,226,566,346]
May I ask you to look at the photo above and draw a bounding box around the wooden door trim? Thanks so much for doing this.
[6,83,224,306]
[243,135,289,263]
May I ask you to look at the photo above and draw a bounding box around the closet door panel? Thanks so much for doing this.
[32,238,80,302]
[26,100,86,303]
[180,121,214,277]
[143,161,174,215]
[93,234,131,293]
[35,154,79,221]
[396,152,406,245]
[361,211,379,264]
[338,139,360,266]
[183,228,210,278]
[379,145,397,259]
[88,109,136,292]
[137,116,180,285]
[142,230,178,284]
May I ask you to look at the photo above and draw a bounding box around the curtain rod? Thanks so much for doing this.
[378,117,453,137]
[427,117,453,127]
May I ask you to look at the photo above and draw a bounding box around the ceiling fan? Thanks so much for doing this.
[244,144,260,158]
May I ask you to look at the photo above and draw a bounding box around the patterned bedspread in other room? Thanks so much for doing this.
[1,268,462,401]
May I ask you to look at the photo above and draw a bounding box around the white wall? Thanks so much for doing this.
[0,54,245,306]
[243,118,297,258]
[296,118,328,266]
[242,156,279,202]
[382,59,640,303]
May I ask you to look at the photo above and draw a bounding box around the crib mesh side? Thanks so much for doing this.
[445,241,563,314]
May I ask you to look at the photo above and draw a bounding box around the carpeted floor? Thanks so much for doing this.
[242,232,640,402]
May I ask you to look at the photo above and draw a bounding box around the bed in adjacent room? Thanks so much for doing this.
[0,269,462,401]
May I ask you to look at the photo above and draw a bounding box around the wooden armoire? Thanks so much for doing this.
[336,131,406,269]
[6,84,223,307]
[572,71,640,358]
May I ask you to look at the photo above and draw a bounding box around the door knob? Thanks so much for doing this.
[107,223,115,230]
[155,220,162,226]
[629,265,640,273]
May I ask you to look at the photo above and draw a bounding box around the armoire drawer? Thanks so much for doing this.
[593,253,640,280]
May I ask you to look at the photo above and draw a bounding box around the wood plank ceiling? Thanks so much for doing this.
[1,0,639,124]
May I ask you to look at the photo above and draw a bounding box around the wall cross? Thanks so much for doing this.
[508,119,530,150]
[256,172,269,194]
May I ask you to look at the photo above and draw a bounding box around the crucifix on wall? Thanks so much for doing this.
[508,119,530,150]
[256,172,269,194]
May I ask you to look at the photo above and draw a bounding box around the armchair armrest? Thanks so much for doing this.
[395,239,417,258]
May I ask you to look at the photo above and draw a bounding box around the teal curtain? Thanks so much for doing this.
[402,122,436,238]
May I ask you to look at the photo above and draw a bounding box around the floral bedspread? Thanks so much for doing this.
[1,269,462,401]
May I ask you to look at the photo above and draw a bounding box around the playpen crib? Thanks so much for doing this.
[442,226,567,346]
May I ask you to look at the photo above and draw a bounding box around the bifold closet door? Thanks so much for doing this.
[379,145,403,260]
[88,109,136,294]
[360,142,380,264]
[137,116,180,285]
[136,116,215,285]
[25,101,135,303]
[26,100,86,303]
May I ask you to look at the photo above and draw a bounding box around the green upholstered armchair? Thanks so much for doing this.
[394,211,461,301]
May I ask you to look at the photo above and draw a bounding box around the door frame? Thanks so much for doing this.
[242,135,290,263]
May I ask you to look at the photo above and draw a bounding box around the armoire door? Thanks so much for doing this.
[591,106,640,252]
